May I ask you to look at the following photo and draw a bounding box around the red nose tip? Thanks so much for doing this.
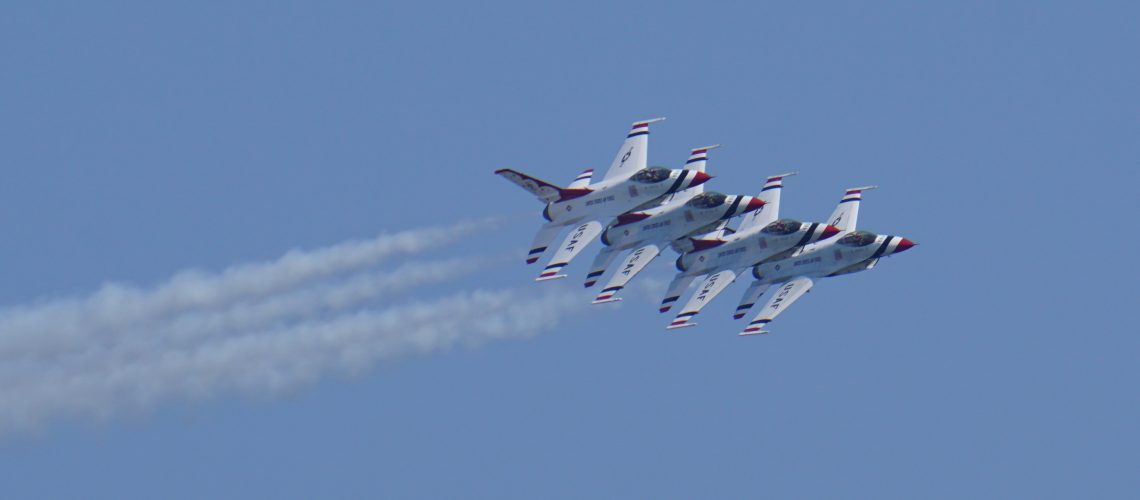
[894,238,917,253]
[743,197,766,212]
[690,171,712,186]
[821,225,841,239]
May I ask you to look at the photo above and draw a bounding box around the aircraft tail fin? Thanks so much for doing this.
[495,168,591,204]
[660,145,721,206]
[684,144,720,172]
[825,185,877,233]
[736,172,796,234]
[567,169,594,189]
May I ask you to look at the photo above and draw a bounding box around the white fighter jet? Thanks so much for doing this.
[730,187,917,335]
[495,118,712,280]
[582,146,767,301]
[657,175,842,328]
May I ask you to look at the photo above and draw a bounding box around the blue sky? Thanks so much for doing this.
[1,1,1137,498]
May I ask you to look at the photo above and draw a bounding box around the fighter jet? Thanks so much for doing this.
[535,144,725,282]
[494,118,712,279]
[657,175,842,328]
[735,189,916,335]
[582,146,767,301]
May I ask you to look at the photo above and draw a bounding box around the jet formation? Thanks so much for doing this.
[495,118,916,336]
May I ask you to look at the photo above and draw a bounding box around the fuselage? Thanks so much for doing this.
[677,220,839,276]
[544,167,709,226]
[751,231,915,285]
[600,192,764,251]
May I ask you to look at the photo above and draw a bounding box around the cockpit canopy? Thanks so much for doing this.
[837,230,878,247]
[761,219,803,235]
[685,192,728,209]
[631,167,672,184]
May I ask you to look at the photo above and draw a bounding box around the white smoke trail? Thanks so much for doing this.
[0,217,600,437]
[0,218,498,361]
[0,285,586,436]
[1,256,488,368]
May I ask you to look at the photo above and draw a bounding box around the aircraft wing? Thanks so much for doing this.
[601,118,664,182]
[741,276,813,335]
[592,243,661,303]
[666,268,743,329]
[537,221,603,281]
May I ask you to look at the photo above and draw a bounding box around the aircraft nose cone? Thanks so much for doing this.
[690,171,712,187]
[821,225,841,239]
[894,238,917,253]
[744,197,766,213]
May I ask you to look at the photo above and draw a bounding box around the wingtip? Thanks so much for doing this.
[738,329,769,336]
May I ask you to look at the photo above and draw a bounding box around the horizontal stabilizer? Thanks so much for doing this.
[495,168,592,204]
[527,224,563,265]
[734,282,770,319]
[659,274,696,313]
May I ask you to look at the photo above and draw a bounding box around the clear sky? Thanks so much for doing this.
[1,1,1137,498]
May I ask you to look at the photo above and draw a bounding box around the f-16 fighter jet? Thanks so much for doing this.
[544,144,725,283]
[656,175,842,327]
[494,118,712,280]
[584,146,767,302]
[732,187,917,335]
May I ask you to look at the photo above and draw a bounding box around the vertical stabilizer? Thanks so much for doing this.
[736,172,797,234]
[825,185,877,233]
